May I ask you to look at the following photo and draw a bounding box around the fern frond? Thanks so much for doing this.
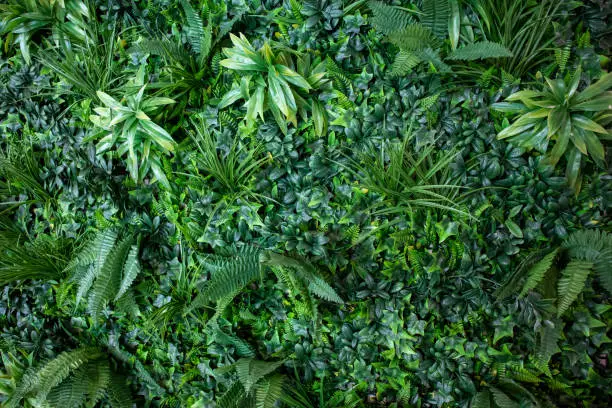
[489,387,519,408]
[389,24,439,51]
[306,275,344,304]
[46,366,89,408]
[115,244,141,300]
[217,381,248,408]
[35,348,102,403]
[289,0,303,24]
[326,57,353,94]
[115,289,141,318]
[422,0,450,38]
[534,324,562,377]
[554,45,571,73]
[255,374,285,408]
[238,359,284,394]
[446,41,513,61]
[181,0,204,55]
[107,372,134,408]
[471,390,491,408]
[417,47,451,72]
[70,229,118,305]
[495,249,549,299]
[557,260,593,316]
[407,249,425,275]
[368,0,414,34]
[88,236,133,320]
[84,360,112,406]
[192,245,262,308]
[213,326,256,357]
[520,249,558,297]
[390,50,422,76]
[507,365,541,383]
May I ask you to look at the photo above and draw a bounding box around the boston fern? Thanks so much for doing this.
[493,69,612,192]
[88,66,176,187]
[218,34,329,136]
[368,0,512,75]
[497,229,612,317]
[215,358,286,408]
[188,245,343,324]
[67,228,141,321]
[3,347,133,408]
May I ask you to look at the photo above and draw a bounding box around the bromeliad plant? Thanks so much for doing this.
[493,69,612,192]
[218,33,329,136]
[88,67,176,188]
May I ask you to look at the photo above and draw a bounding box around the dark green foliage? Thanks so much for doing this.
[0,0,610,407]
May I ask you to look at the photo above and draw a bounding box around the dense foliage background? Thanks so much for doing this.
[0,0,610,407]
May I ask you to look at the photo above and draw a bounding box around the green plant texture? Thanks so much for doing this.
[0,0,610,407]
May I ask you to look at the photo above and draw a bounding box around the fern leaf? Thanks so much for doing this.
[489,387,520,408]
[564,230,612,295]
[422,0,450,38]
[181,0,204,55]
[534,324,562,377]
[471,390,491,408]
[245,359,284,394]
[289,0,303,24]
[71,229,118,305]
[213,326,255,357]
[307,275,343,304]
[520,249,558,297]
[88,236,133,320]
[115,245,140,300]
[326,57,353,94]
[389,24,439,51]
[508,365,541,383]
[35,348,102,403]
[46,366,89,408]
[106,373,134,408]
[84,360,111,405]
[255,374,285,408]
[390,50,422,76]
[199,23,213,64]
[417,47,451,72]
[557,260,593,317]
[595,250,612,295]
[368,0,414,34]
[217,381,247,408]
[115,289,141,318]
[192,245,262,307]
[446,41,513,61]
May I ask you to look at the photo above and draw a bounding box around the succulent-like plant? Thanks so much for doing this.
[218,33,329,135]
[493,68,612,191]
[88,67,176,187]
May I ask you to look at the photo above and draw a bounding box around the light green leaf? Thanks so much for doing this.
[505,219,523,239]
[138,120,175,152]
